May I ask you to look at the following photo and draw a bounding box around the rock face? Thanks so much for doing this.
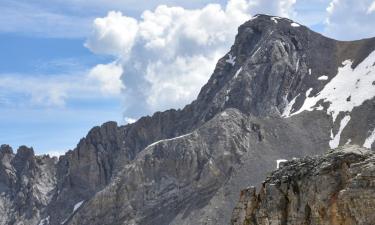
[0,15,375,225]
[231,145,375,225]
[0,145,56,225]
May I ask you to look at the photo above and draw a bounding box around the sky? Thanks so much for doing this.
[1,0,375,156]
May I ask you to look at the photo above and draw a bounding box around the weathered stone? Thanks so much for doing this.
[230,145,375,225]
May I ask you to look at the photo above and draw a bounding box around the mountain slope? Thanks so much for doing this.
[0,14,375,225]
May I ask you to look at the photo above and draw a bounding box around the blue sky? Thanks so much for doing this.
[1,0,375,155]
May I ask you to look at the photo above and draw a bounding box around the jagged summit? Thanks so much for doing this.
[248,14,306,29]
[1,16,374,225]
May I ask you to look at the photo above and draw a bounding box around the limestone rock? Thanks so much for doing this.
[230,145,375,225]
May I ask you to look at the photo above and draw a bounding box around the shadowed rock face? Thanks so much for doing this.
[231,145,375,225]
[0,15,374,225]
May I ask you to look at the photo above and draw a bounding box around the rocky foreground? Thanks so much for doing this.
[231,145,375,225]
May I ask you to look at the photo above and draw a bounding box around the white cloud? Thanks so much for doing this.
[86,0,296,117]
[44,150,65,157]
[85,11,139,56]
[145,54,221,109]
[0,0,226,38]
[124,117,137,124]
[325,0,375,40]
[0,70,123,108]
[368,1,375,13]
[88,62,125,95]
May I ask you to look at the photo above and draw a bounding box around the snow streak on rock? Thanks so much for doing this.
[363,128,375,149]
[291,51,375,122]
[329,115,351,149]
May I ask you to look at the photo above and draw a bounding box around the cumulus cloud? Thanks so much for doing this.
[325,0,375,40]
[85,11,138,56]
[85,0,297,118]
[124,117,137,124]
[88,62,125,95]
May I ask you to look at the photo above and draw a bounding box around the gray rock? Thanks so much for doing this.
[230,145,375,225]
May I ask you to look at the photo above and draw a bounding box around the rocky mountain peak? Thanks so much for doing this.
[194,14,321,118]
[195,13,375,126]
[0,144,13,157]
[1,15,374,225]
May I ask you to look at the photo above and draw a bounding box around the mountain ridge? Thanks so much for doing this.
[1,14,375,225]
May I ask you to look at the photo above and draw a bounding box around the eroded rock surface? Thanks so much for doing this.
[231,145,375,225]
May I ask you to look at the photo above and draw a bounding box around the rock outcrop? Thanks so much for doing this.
[1,15,375,225]
[231,145,375,225]
[0,145,56,225]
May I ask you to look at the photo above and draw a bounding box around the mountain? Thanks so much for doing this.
[0,14,374,225]
[231,145,375,225]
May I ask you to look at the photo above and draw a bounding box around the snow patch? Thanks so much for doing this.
[223,151,231,156]
[73,201,84,213]
[296,58,300,71]
[276,159,288,169]
[329,115,351,149]
[291,22,300,27]
[271,17,281,24]
[290,51,375,122]
[60,201,85,225]
[233,67,242,79]
[363,128,375,148]
[283,88,314,117]
[145,132,194,150]
[282,94,299,117]
[38,216,50,225]
[226,53,236,66]
[221,112,229,117]
[250,15,259,20]
[318,75,328,80]
[252,46,261,56]
[306,88,313,97]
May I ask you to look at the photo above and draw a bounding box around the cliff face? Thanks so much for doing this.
[0,15,375,225]
[0,145,56,225]
[231,145,375,225]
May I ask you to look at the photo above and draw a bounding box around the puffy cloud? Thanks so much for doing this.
[145,54,221,110]
[88,62,125,95]
[325,0,375,40]
[0,0,225,38]
[124,117,137,124]
[85,11,138,56]
[86,0,297,118]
